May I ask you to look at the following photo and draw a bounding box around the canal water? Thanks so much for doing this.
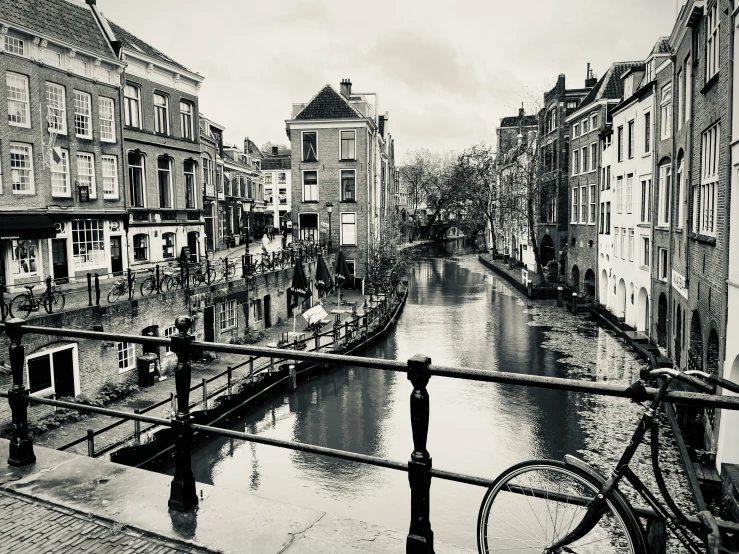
[159,240,686,549]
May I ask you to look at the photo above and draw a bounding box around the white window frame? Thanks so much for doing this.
[627,120,635,159]
[582,118,589,134]
[117,342,136,374]
[163,325,177,354]
[7,72,30,128]
[629,229,634,262]
[572,150,579,176]
[340,169,356,201]
[685,55,692,123]
[157,157,173,208]
[133,233,149,262]
[699,123,719,235]
[219,299,237,332]
[591,113,598,130]
[154,93,169,134]
[642,236,650,268]
[644,112,651,154]
[184,160,197,209]
[43,47,61,68]
[615,228,620,257]
[71,219,105,268]
[99,97,116,143]
[102,155,119,199]
[124,84,141,128]
[616,176,623,213]
[46,82,67,135]
[10,142,34,195]
[70,56,87,77]
[658,248,669,281]
[302,169,318,202]
[4,34,25,57]
[128,151,147,208]
[589,184,596,224]
[51,148,70,198]
[9,239,41,276]
[76,152,96,198]
[162,232,176,260]
[73,90,92,139]
[571,188,578,223]
[340,212,357,246]
[590,143,597,172]
[340,130,356,161]
[581,146,588,176]
[706,2,720,81]
[676,160,684,228]
[579,185,587,223]
[658,165,671,227]
[626,174,633,213]
[660,84,672,140]
[26,344,80,397]
[302,131,318,162]
[573,123,580,138]
[180,101,193,140]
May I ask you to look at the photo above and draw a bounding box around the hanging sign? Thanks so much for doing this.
[77,184,90,202]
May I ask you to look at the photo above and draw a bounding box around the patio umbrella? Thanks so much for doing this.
[290,258,311,333]
[334,250,351,307]
[315,254,333,297]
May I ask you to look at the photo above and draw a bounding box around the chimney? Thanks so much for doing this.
[86,0,96,4]
[272,146,278,156]
[340,79,352,99]
[244,137,249,154]
[585,63,597,87]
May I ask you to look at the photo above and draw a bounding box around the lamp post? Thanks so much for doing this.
[326,201,333,252]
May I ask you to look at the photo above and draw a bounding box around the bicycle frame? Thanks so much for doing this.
[549,375,704,553]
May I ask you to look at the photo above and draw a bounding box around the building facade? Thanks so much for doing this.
[0,0,127,293]
[262,146,292,231]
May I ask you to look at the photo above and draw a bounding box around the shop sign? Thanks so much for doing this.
[672,269,688,300]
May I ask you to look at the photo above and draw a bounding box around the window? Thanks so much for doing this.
[677,69,683,131]
[341,169,355,201]
[658,248,668,280]
[547,107,557,132]
[265,174,272,185]
[706,2,720,81]
[591,113,598,129]
[163,325,177,354]
[626,174,633,213]
[265,188,273,204]
[658,165,671,226]
[340,130,355,160]
[254,299,263,322]
[71,219,104,267]
[128,152,146,207]
[627,120,634,159]
[43,48,61,68]
[154,93,169,134]
[699,123,719,235]
[302,131,317,162]
[642,237,650,267]
[629,229,634,262]
[279,188,287,204]
[572,150,580,175]
[580,185,587,223]
[180,101,193,140]
[581,147,588,175]
[299,213,318,241]
[675,160,683,228]
[10,239,39,275]
[27,345,78,396]
[102,155,118,199]
[162,232,176,259]
[133,233,149,261]
[203,156,214,195]
[571,188,578,223]
[70,57,87,77]
[589,184,596,223]
[7,72,30,127]
[303,170,318,202]
[582,118,589,134]
[219,300,237,331]
[660,84,672,140]
[617,126,623,162]
[640,179,652,223]
[644,112,651,153]
[99,97,115,142]
[76,152,96,198]
[278,172,287,184]
[616,176,623,213]
[621,228,626,259]
[340,213,357,245]
[590,143,597,172]
[46,83,67,134]
[615,228,620,258]
[124,85,141,127]
[118,342,135,373]
[4,35,25,56]
[158,157,172,208]
[573,123,580,137]
[685,55,692,123]
[10,143,34,194]
[72,91,92,138]
[184,160,196,209]
[51,149,70,197]
[606,202,611,234]
[600,203,605,233]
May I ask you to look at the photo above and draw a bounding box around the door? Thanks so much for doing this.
[51,239,69,284]
[264,295,271,329]
[204,306,215,342]
[110,237,123,276]
[187,232,199,262]
[52,348,76,398]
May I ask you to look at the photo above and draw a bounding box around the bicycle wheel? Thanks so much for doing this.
[140,277,156,296]
[226,264,236,280]
[43,290,65,314]
[478,460,644,554]
[9,294,32,319]
[108,284,123,304]
[206,268,217,285]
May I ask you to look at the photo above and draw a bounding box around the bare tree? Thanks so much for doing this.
[260,141,291,155]
[456,143,499,252]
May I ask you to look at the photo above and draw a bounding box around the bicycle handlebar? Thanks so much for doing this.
[647,368,715,394]
[690,371,739,395]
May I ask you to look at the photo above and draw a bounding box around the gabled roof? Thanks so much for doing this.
[0,0,116,60]
[650,37,671,56]
[262,156,291,170]
[107,20,191,72]
[577,61,645,107]
[499,115,538,128]
[295,85,361,120]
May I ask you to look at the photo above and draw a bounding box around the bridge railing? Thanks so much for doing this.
[2,315,739,550]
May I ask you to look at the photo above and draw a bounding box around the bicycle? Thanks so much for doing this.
[139,268,158,296]
[188,262,216,287]
[107,272,136,303]
[219,258,236,281]
[477,367,739,554]
[9,280,65,318]
[160,266,187,291]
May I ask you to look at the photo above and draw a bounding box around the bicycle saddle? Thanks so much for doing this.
[23,285,36,290]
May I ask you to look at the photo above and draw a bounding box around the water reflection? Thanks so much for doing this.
[160,240,598,548]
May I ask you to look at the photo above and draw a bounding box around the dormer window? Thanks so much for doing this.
[4,34,25,56]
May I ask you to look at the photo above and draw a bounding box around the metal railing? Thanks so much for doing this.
[2,309,739,551]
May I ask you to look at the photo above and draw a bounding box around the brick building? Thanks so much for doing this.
[102,19,205,266]
[262,146,292,232]
[286,79,388,288]
[0,0,126,293]
[565,62,641,301]
[198,113,223,253]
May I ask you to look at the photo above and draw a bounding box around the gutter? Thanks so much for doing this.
[722,1,735,379]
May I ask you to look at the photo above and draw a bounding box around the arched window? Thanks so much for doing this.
[162,232,176,259]
[133,233,149,262]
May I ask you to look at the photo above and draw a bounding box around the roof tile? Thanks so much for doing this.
[295,85,360,120]
[107,20,190,72]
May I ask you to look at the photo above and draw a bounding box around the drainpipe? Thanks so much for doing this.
[667,50,678,358]
[650,82,659,345]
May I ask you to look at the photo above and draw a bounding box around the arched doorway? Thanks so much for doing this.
[571,265,580,292]
[584,269,595,297]
[599,270,608,305]
[539,234,555,266]
[187,231,200,262]
[688,311,703,372]
[657,293,668,349]
[675,305,682,367]
[636,287,649,332]
[616,279,626,318]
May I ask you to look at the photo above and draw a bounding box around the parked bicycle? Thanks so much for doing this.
[107,272,136,303]
[139,268,158,296]
[219,257,236,281]
[477,367,739,553]
[160,266,187,291]
[189,262,217,287]
[9,280,65,318]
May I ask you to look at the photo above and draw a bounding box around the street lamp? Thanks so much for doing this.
[325,201,333,252]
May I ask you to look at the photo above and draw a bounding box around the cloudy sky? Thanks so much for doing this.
[99,0,679,162]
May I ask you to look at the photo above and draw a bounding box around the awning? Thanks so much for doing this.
[0,214,56,239]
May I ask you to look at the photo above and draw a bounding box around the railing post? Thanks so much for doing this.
[249,357,254,382]
[168,315,198,512]
[87,429,95,457]
[289,364,297,391]
[155,265,161,293]
[134,408,141,443]
[227,366,232,395]
[94,274,100,306]
[270,356,274,375]
[572,292,578,314]
[557,286,563,307]
[314,332,320,352]
[241,254,247,278]
[5,318,35,467]
[202,377,208,411]
[127,268,134,300]
[406,354,434,553]
[87,273,93,306]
